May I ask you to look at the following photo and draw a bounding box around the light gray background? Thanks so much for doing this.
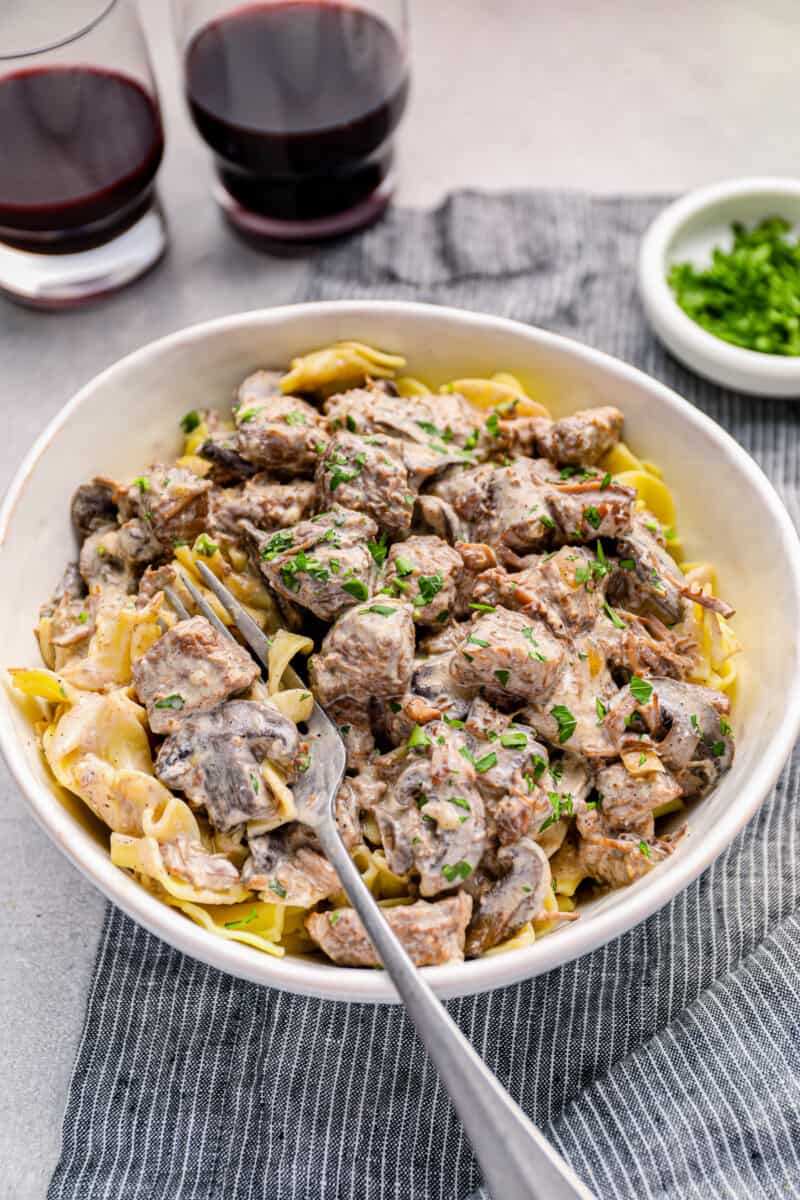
[2,1,799,1195]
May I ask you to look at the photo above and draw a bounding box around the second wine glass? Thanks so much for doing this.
[174,0,410,243]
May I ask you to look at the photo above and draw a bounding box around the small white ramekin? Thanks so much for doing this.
[639,177,800,397]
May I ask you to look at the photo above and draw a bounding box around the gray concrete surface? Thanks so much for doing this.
[2,0,799,1194]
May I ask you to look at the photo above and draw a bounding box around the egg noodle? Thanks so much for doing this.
[7,342,740,960]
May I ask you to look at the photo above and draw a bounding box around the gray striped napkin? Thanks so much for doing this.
[48,193,800,1200]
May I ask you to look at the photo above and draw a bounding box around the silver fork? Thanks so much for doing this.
[169,561,594,1200]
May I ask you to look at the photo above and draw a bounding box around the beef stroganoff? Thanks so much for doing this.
[9,342,741,966]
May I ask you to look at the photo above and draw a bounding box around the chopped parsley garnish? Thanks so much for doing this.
[407,724,432,750]
[720,716,733,737]
[474,750,498,773]
[583,505,602,529]
[485,412,501,438]
[238,406,261,423]
[281,550,329,591]
[224,909,259,929]
[394,555,414,577]
[339,724,352,736]
[344,413,357,432]
[389,701,402,713]
[500,730,527,749]
[443,715,465,728]
[603,602,627,630]
[78,611,90,624]
[416,572,444,606]
[595,697,607,723]
[467,635,489,648]
[531,755,548,780]
[180,410,201,434]
[600,472,612,489]
[329,911,341,925]
[539,791,574,831]
[550,704,577,743]
[540,514,556,530]
[559,466,579,479]
[154,693,185,710]
[250,772,260,794]
[448,796,471,811]
[268,880,288,899]
[442,861,473,882]
[690,713,699,732]
[284,410,307,426]
[132,476,149,494]
[638,752,647,766]
[261,530,294,561]
[629,676,653,705]
[367,532,388,566]
[296,752,311,773]
[469,602,496,613]
[463,428,480,451]
[574,566,591,584]
[619,558,636,571]
[326,450,364,492]
[494,668,511,687]
[638,841,651,859]
[711,740,726,757]
[365,604,396,617]
[342,578,369,601]
[195,534,218,558]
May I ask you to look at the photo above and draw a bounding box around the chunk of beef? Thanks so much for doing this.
[155,699,299,831]
[234,374,327,476]
[453,541,498,616]
[536,406,624,465]
[324,385,481,448]
[463,709,552,846]
[465,838,551,955]
[306,893,472,967]
[132,616,259,734]
[79,528,136,597]
[71,477,119,541]
[520,646,617,757]
[433,461,554,553]
[450,608,564,704]
[609,517,735,625]
[562,826,683,890]
[546,479,635,543]
[316,431,413,535]
[49,592,94,649]
[209,475,316,541]
[473,546,605,637]
[609,517,686,624]
[599,610,699,680]
[580,762,682,842]
[385,535,462,626]
[160,837,243,893]
[252,510,378,622]
[117,465,212,557]
[367,720,487,897]
[242,825,340,907]
[310,601,415,706]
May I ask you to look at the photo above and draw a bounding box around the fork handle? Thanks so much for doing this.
[316,822,595,1200]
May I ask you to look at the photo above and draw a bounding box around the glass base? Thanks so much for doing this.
[213,169,396,244]
[0,205,167,310]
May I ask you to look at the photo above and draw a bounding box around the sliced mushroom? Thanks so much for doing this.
[466,837,551,956]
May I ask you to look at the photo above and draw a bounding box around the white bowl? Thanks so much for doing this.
[2,301,799,1003]
[639,177,800,397]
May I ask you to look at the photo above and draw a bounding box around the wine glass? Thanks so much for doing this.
[173,0,409,244]
[0,0,166,308]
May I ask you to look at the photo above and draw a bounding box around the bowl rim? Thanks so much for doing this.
[638,176,800,384]
[2,298,800,1003]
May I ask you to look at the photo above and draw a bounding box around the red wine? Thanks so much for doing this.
[0,67,164,252]
[185,1,409,224]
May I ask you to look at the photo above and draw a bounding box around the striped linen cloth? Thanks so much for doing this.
[48,193,800,1200]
